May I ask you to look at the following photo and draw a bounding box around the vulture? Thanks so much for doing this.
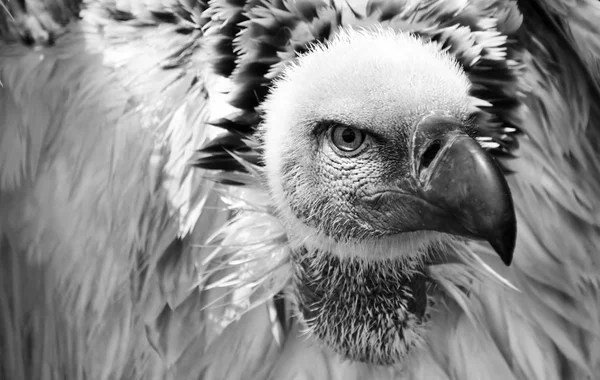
[1,0,599,379]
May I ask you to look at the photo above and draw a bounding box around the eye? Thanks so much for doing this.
[328,125,366,153]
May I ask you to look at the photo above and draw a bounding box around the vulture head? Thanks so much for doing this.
[259,27,517,365]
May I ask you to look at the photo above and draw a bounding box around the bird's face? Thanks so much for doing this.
[260,28,516,365]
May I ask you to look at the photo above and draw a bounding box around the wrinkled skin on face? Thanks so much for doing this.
[280,118,416,241]
[260,27,515,364]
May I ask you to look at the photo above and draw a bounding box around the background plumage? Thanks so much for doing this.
[1,0,599,379]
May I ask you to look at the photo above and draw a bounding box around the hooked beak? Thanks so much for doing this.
[376,116,517,265]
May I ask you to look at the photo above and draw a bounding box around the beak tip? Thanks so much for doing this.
[489,223,516,267]
[500,249,514,266]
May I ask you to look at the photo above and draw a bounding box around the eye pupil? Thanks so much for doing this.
[341,128,355,143]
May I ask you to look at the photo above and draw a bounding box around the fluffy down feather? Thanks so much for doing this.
[0,0,599,380]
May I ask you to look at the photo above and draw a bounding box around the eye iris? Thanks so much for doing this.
[341,128,355,143]
[329,125,365,153]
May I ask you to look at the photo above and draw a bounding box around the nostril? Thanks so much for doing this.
[421,141,442,171]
